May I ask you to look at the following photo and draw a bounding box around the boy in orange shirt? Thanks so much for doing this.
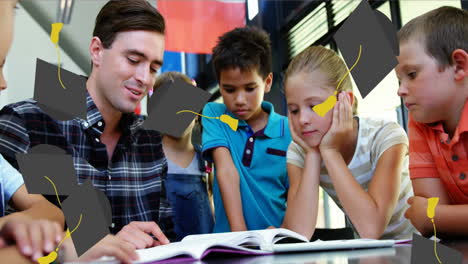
[396,6,468,237]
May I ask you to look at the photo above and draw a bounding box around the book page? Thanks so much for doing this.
[135,239,214,263]
[272,238,395,253]
[134,236,272,263]
[182,231,265,248]
[182,228,308,249]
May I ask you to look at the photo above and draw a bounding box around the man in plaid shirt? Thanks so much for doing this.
[0,0,175,249]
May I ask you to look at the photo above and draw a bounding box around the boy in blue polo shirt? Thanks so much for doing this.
[202,27,291,232]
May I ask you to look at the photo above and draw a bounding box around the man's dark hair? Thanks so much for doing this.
[93,0,165,49]
[212,26,272,80]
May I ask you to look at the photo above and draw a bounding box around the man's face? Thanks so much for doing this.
[91,30,164,114]
[0,0,19,92]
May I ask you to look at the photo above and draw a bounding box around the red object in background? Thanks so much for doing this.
[134,103,141,115]
[157,0,246,54]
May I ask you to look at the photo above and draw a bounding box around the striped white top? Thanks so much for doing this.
[287,117,415,239]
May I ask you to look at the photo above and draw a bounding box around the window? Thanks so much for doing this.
[287,2,328,58]
[401,0,461,25]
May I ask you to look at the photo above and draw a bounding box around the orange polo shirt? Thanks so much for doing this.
[408,100,468,204]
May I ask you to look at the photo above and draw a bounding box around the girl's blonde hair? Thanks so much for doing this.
[285,45,358,115]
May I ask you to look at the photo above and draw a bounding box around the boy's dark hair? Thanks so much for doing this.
[398,6,468,69]
[93,0,165,49]
[212,26,272,80]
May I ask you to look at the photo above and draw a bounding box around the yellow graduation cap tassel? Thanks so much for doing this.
[176,110,238,131]
[313,91,337,117]
[311,44,362,117]
[50,23,63,45]
[50,23,66,90]
[38,176,83,264]
[427,197,442,264]
[219,114,238,131]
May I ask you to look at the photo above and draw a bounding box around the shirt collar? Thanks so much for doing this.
[457,99,468,133]
[226,101,284,138]
[83,92,144,135]
[426,99,468,134]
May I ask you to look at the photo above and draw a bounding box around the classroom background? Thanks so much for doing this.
[2,0,466,233]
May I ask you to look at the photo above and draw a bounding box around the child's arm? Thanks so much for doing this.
[0,246,34,264]
[321,144,407,239]
[281,116,321,240]
[405,178,468,237]
[320,93,406,239]
[212,147,247,231]
[0,185,65,260]
[0,185,64,229]
[281,153,321,240]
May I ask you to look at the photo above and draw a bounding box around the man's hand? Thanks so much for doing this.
[0,218,63,261]
[116,221,170,249]
[75,235,137,264]
[404,196,433,236]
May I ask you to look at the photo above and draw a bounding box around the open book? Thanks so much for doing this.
[134,228,407,263]
[135,228,308,263]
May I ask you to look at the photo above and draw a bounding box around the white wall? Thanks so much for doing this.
[2,6,85,108]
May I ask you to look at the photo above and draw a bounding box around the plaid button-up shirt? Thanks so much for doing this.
[0,94,174,239]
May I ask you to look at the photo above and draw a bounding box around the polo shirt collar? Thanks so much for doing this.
[226,101,284,138]
[457,99,468,133]
[426,99,468,143]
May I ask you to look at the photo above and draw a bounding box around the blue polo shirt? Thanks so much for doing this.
[202,101,291,232]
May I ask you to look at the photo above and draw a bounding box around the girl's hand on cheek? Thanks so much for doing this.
[319,92,353,153]
[288,113,318,154]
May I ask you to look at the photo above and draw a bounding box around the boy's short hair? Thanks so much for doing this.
[398,6,468,69]
[212,26,272,80]
[93,0,165,49]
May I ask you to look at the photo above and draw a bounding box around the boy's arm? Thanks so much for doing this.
[406,178,468,237]
[0,185,64,229]
[0,246,34,264]
[212,147,247,231]
[0,185,64,261]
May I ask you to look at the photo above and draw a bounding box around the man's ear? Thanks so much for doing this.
[452,49,468,82]
[264,72,273,93]
[89,37,104,68]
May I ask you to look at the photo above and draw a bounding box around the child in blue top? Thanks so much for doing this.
[156,72,214,240]
[202,27,291,232]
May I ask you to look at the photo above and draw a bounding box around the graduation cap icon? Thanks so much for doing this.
[34,58,87,121]
[16,144,112,259]
[333,0,399,99]
[143,77,212,137]
[411,233,462,264]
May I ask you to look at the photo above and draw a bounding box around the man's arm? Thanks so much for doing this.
[0,104,32,169]
[213,147,247,231]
